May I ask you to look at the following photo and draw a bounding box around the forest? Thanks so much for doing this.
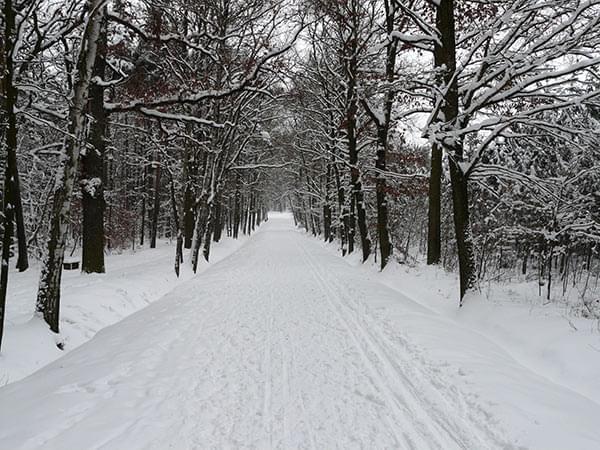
[1,0,599,365]
[1,1,600,448]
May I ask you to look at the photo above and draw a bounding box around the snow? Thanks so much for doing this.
[63,256,80,264]
[1,233,258,386]
[80,177,102,196]
[1,213,599,449]
[363,263,600,406]
[390,31,440,48]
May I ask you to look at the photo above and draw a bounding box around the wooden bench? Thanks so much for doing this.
[63,258,80,270]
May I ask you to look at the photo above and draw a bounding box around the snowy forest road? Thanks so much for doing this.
[1,214,599,449]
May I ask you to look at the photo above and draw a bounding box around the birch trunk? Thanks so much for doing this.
[36,0,107,333]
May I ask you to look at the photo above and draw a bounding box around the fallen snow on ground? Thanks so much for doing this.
[379,265,600,405]
[1,233,258,385]
[0,213,599,449]
[322,238,600,408]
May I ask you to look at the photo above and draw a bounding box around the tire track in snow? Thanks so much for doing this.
[294,238,427,448]
[277,299,318,450]
[294,235,509,449]
[261,288,274,448]
[315,266,511,448]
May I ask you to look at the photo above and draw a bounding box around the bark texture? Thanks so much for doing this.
[81,17,107,273]
[426,143,442,265]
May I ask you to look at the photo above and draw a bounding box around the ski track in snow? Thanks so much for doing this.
[0,215,599,449]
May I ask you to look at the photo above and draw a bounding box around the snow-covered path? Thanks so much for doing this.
[1,214,599,449]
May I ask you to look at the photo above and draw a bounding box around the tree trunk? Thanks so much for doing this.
[36,0,107,333]
[191,198,208,272]
[227,197,233,237]
[323,200,332,243]
[257,203,263,226]
[308,195,316,236]
[81,17,107,273]
[12,180,27,272]
[182,148,196,249]
[333,163,349,255]
[351,173,370,261]
[169,172,183,277]
[348,192,356,255]
[1,0,28,279]
[448,160,476,304]
[346,55,370,260]
[242,198,248,235]
[0,185,14,351]
[150,158,161,249]
[522,245,529,275]
[323,162,334,242]
[212,195,222,242]
[1,0,18,349]
[370,0,397,270]
[140,166,147,246]
[233,180,241,239]
[435,0,476,304]
[547,244,554,301]
[375,128,392,269]
[427,143,442,265]
[183,184,195,248]
[202,198,215,262]
[250,194,257,233]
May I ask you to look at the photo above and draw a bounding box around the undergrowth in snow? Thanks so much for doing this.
[308,228,600,406]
